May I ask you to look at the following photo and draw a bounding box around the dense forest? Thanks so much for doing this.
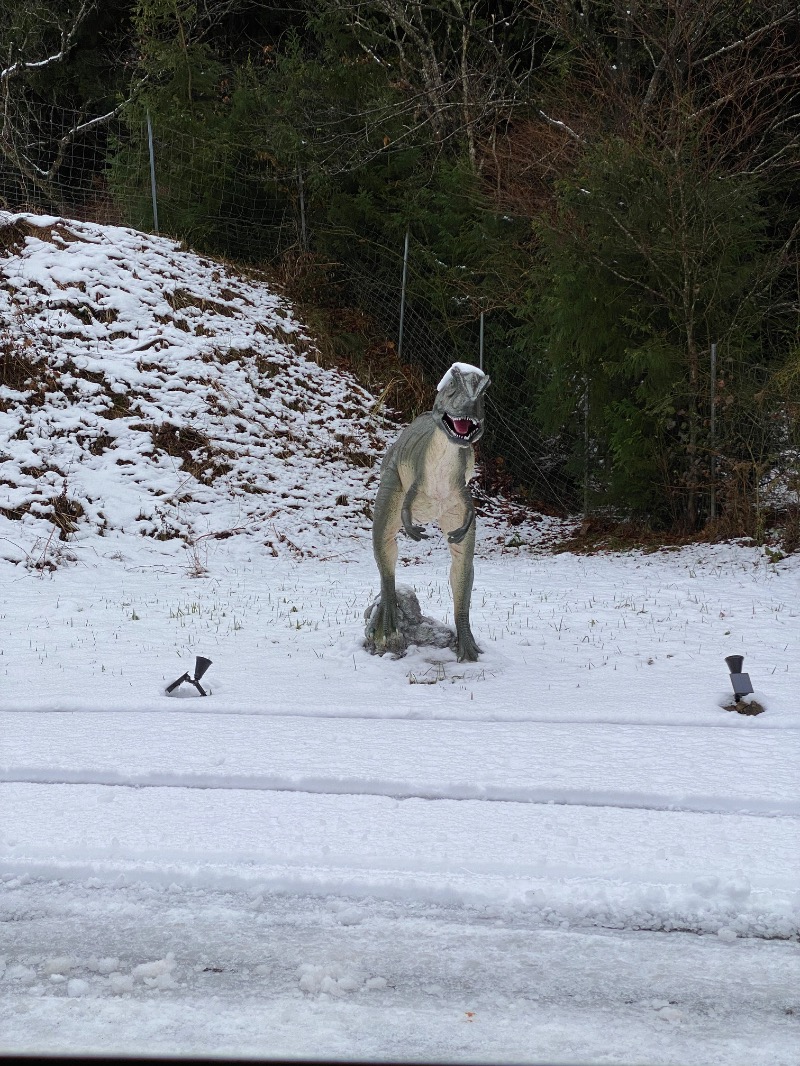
[1,0,799,538]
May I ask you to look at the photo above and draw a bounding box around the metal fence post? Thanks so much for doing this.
[397,229,410,361]
[146,111,159,236]
[583,376,590,520]
[479,311,484,372]
[710,341,717,521]
[297,166,308,251]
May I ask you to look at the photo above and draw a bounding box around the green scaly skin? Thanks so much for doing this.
[369,366,490,662]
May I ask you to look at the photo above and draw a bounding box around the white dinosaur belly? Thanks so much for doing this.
[413,436,467,522]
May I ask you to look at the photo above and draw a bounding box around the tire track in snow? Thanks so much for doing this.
[2,768,797,818]
[1,704,798,729]
[3,780,798,938]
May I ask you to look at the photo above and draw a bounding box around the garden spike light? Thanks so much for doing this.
[725,654,754,703]
[166,655,213,697]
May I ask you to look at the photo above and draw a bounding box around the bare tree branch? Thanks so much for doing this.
[0,1,96,84]
[690,67,800,122]
[24,86,147,184]
[586,252,665,302]
[537,109,587,144]
[317,0,538,164]
[696,8,798,66]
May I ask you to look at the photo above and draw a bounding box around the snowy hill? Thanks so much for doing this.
[0,212,392,565]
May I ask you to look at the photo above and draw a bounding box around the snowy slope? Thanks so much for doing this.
[0,211,392,560]
[1,216,799,1064]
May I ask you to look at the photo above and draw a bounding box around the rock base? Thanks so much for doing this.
[364,585,456,658]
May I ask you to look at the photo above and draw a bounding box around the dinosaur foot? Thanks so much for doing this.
[364,597,407,658]
[456,625,482,663]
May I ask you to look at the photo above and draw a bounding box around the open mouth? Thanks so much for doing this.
[443,414,481,441]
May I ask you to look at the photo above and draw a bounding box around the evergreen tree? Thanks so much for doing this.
[523,140,771,527]
[501,0,800,528]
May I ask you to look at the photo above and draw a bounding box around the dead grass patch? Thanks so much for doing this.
[552,516,692,555]
[103,391,131,419]
[50,490,84,540]
[0,216,59,257]
[151,422,231,484]
[81,431,114,455]
[166,288,236,318]
[46,301,119,326]
[210,346,259,366]
[0,345,40,390]
[0,500,33,521]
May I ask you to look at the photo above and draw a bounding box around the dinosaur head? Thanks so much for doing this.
[433,363,490,447]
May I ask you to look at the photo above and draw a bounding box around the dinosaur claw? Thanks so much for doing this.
[456,626,481,662]
[366,596,406,657]
[447,509,474,544]
[405,524,429,541]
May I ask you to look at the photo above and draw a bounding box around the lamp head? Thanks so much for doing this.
[194,656,212,680]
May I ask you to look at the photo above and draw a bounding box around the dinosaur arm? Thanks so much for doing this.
[447,487,475,544]
[390,415,436,542]
[401,482,429,540]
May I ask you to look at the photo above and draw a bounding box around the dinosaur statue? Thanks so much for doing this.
[366,362,490,662]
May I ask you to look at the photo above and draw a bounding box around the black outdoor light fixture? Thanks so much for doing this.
[725,654,754,703]
[166,655,213,696]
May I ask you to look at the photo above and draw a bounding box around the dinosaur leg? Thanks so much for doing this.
[369,474,405,654]
[439,501,480,662]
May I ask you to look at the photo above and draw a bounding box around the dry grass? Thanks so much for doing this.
[150,423,232,485]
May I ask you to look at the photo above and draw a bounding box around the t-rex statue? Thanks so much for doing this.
[367,363,490,662]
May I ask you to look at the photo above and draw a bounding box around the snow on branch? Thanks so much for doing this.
[28,96,138,183]
[0,0,96,84]
[537,110,587,144]
[696,10,797,67]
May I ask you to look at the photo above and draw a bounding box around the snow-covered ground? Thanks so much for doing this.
[1,215,798,1064]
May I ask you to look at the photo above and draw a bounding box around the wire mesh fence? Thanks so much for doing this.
[2,103,796,531]
[315,230,581,513]
[0,104,583,514]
